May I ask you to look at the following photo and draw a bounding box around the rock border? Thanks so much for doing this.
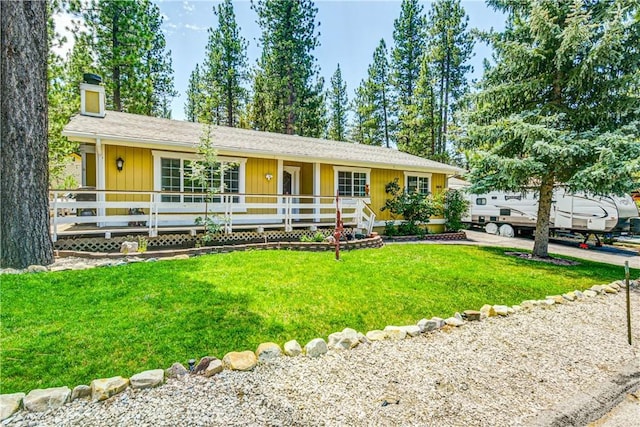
[2,277,637,423]
[381,231,467,242]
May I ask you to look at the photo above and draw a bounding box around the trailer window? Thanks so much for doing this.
[500,208,511,216]
[476,198,486,205]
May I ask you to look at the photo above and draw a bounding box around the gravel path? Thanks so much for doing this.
[7,284,640,427]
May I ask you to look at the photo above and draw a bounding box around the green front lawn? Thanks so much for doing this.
[1,245,633,394]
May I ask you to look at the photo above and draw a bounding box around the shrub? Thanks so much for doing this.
[381,178,440,235]
[443,189,470,232]
[300,231,325,242]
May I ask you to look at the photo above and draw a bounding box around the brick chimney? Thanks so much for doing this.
[80,73,105,118]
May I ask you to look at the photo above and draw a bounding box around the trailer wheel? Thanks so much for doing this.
[499,224,515,238]
[485,223,499,235]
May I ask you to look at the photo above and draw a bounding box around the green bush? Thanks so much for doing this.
[381,178,440,235]
[300,231,325,242]
[443,189,470,232]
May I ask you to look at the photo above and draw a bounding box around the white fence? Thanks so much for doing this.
[49,190,376,241]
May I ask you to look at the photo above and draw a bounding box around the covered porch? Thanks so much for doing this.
[49,189,376,241]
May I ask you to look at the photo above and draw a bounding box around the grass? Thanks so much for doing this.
[1,244,635,394]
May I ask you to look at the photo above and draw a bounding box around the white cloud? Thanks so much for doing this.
[182,1,194,13]
[184,23,207,32]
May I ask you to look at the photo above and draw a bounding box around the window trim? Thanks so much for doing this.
[333,166,371,199]
[403,171,432,195]
[152,150,246,203]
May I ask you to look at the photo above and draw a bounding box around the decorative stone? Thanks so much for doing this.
[23,387,71,412]
[357,332,370,344]
[284,340,302,356]
[480,304,497,318]
[546,295,565,304]
[493,305,510,316]
[366,330,387,341]
[542,298,556,306]
[70,385,90,401]
[204,359,224,377]
[328,328,361,350]
[562,292,577,301]
[590,285,604,294]
[574,290,584,298]
[444,317,464,327]
[194,356,217,375]
[165,362,189,378]
[223,351,257,371]
[512,305,522,313]
[172,254,190,260]
[399,325,422,337]
[418,319,440,332]
[120,241,138,254]
[431,317,446,328]
[26,265,48,273]
[383,326,407,340]
[304,338,328,357]
[130,369,164,389]
[256,342,283,361]
[583,290,598,297]
[520,300,535,310]
[603,285,618,294]
[463,310,481,321]
[91,377,129,401]
[454,312,463,321]
[0,393,25,421]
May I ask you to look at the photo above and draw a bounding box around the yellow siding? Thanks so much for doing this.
[246,158,278,195]
[85,91,100,114]
[431,173,446,194]
[104,146,153,214]
[85,153,96,187]
[320,164,333,196]
[370,168,403,221]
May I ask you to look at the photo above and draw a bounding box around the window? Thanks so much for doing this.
[334,167,370,197]
[153,151,245,203]
[500,208,511,216]
[476,198,487,205]
[404,172,432,195]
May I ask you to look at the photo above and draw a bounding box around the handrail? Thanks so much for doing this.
[48,190,376,241]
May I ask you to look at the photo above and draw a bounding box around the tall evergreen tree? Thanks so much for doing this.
[400,55,437,157]
[391,0,426,153]
[78,0,175,117]
[184,63,204,123]
[427,0,473,156]
[462,0,640,258]
[1,0,54,268]
[327,64,349,141]
[368,39,392,147]
[202,0,248,127]
[250,0,324,136]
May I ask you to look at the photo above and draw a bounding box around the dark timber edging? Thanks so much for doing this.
[55,236,385,259]
[382,231,467,243]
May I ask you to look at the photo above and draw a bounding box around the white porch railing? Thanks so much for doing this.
[49,190,376,241]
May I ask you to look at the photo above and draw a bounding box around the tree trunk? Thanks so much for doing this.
[382,84,389,148]
[442,48,451,155]
[532,177,555,258]
[1,1,54,268]
[112,16,121,111]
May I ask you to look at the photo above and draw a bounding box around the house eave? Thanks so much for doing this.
[62,130,463,175]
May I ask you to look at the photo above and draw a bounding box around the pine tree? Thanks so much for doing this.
[79,0,175,117]
[184,63,204,122]
[327,64,349,141]
[427,0,473,156]
[400,55,437,157]
[1,0,54,267]
[391,0,425,108]
[250,0,324,136]
[202,0,248,127]
[366,39,392,147]
[462,0,640,258]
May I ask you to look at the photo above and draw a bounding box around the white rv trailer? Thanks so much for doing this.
[456,184,639,238]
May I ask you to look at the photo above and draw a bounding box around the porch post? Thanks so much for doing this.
[277,159,284,227]
[95,138,106,225]
[313,162,320,222]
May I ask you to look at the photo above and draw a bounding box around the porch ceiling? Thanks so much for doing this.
[64,110,465,175]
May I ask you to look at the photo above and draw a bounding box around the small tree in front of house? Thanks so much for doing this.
[442,189,469,232]
[190,125,224,244]
[381,178,440,236]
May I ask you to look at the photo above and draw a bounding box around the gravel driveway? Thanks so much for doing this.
[8,284,640,426]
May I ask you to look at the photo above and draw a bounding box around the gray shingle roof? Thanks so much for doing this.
[63,110,464,174]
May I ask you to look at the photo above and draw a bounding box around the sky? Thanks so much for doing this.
[56,0,506,121]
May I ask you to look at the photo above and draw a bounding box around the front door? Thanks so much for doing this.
[283,166,300,216]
